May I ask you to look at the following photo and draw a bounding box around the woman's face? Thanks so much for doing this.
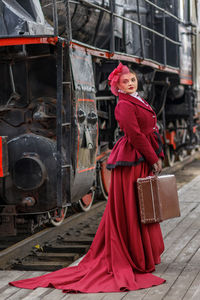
[117,72,138,94]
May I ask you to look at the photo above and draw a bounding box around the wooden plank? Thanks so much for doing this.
[174,230,200,265]
[61,238,94,244]
[141,227,200,299]
[182,269,200,299]
[64,293,104,300]
[5,287,49,300]
[0,271,45,300]
[155,222,200,277]
[180,245,200,298]
[36,252,79,259]
[44,244,90,253]
[0,270,27,289]
[140,216,200,295]
[14,260,71,271]
[178,176,200,203]
[18,287,53,300]
[161,203,200,260]
[123,289,150,300]
[139,179,200,299]
[101,292,127,299]
[43,288,70,300]
[141,263,185,300]
[163,264,199,300]
[161,202,198,238]
[189,246,200,265]
[160,175,200,239]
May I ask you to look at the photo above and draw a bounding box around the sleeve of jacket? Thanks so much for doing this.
[115,101,159,166]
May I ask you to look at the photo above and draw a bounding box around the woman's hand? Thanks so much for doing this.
[152,158,162,175]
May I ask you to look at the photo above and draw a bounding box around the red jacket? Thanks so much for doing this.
[107,92,164,169]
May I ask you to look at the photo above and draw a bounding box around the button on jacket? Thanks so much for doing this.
[107,92,164,169]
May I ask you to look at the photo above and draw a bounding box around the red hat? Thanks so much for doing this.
[108,63,129,96]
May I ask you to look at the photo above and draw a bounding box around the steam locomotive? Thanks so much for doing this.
[0,0,199,235]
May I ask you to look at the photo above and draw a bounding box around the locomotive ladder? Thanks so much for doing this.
[56,38,72,212]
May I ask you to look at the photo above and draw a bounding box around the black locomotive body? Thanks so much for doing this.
[0,0,199,235]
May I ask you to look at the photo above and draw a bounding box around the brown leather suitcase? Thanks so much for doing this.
[137,175,180,224]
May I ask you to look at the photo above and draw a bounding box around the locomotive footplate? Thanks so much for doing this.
[0,205,16,236]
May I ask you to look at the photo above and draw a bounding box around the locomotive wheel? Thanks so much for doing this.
[78,190,95,212]
[99,158,111,200]
[47,207,67,226]
[165,145,175,167]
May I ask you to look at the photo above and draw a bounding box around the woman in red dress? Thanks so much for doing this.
[9,63,165,293]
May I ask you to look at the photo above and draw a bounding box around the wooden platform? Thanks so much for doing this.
[2,175,200,300]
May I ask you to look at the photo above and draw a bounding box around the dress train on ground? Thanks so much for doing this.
[10,162,165,293]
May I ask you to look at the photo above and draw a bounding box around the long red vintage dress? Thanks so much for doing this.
[10,92,165,293]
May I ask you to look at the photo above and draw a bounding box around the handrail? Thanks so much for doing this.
[68,0,181,46]
[144,0,181,23]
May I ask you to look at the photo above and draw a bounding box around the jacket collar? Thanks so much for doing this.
[118,92,153,113]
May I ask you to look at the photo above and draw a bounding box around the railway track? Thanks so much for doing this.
[1,152,200,272]
[0,201,106,271]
